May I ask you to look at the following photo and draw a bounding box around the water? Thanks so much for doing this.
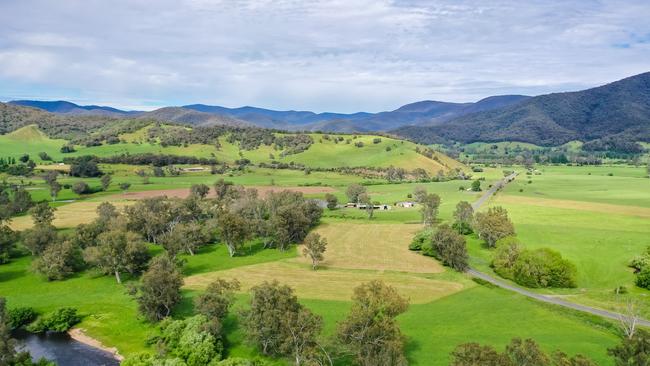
[13,329,120,366]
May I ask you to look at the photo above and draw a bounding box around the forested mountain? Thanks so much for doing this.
[393,72,650,146]
[9,100,137,117]
[136,107,253,127]
[7,95,529,132]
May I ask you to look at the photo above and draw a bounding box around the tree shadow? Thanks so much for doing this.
[0,269,26,282]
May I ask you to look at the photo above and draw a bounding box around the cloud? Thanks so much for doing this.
[0,0,649,112]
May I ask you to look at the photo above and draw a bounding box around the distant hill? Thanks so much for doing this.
[184,96,529,132]
[183,104,371,130]
[137,107,252,127]
[8,100,138,117]
[394,72,650,145]
[8,95,530,132]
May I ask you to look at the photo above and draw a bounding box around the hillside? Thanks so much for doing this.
[136,107,252,127]
[9,100,136,117]
[394,72,650,145]
[8,95,529,133]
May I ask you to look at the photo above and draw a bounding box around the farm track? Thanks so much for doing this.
[468,172,650,327]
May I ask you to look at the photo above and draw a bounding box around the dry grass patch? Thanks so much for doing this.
[10,201,131,230]
[298,222,443,274]
[110,185,335,200]
[184,261,463,304]
[498,195,650,218]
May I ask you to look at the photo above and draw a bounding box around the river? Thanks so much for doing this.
[13,329,120,366]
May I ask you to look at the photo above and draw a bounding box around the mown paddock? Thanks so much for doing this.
[185,221,463,303]
[302,222,444,273]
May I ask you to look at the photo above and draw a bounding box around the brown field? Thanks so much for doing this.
[497,195,650,218]
[9,201,132,230]
[184,261,463,303]
[112,185,336,200]
[300,222,444,273]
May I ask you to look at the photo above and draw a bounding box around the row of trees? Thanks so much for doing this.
[122,278,409,366]
[451,331,650,366]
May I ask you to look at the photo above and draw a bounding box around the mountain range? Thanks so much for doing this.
[8,95,531,132]
[6,72,650,146]
[393,72,650,145]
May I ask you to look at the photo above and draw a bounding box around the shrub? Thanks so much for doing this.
[636,267,650,289]
[72,181,90,195]
[27,307,80,332]
[409,229,433,251]
[7,307,38,329]
[512,248,577,288]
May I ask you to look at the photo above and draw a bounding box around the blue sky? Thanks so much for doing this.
[0,0,649,112]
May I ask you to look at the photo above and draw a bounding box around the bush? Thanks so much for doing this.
[512,248,577,288]
[27,307,80,333]
[409,229,433,251]
[72,181,90,195]
[7,307,38,329]
[636,267,650,289]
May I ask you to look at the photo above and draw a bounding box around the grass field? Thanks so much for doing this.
[469,165,650,318]
[1,125,642,365]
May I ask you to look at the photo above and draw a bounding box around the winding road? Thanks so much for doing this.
[468,172,650,327]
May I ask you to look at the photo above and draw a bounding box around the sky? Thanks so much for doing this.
[0,0,649,112]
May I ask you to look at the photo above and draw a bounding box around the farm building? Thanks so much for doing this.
[395,201,416,208]
[345,202,391,210]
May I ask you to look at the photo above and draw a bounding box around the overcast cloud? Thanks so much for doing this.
[0,0,649,112]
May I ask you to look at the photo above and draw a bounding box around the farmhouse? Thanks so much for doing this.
[395,201,416,208]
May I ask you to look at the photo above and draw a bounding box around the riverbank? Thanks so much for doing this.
[68,328,124,362]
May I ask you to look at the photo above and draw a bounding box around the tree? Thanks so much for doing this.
[452,201,474,234]
[11,187,33,214]
[131,254,183,322]
[338,280,409,366]
[69,156,102,177]
[241,281,323,364]
[450,343,509,366]
[302,232,327,270]
[0,297,17,364]
[195,278,241,322]
[29,202,55,226]
[425,224,468,271]
[506,338,550,365]
[346,184,366,203]
[96,201,119,224]
[358,193,374,219]
[190,184,211,199]
[325,193,338,210]
[474,206,515,248]
[0,221,16,264]
[471,179,482,192]
[100,174,112,191]
[22,224,57,256]
[413,185,427,203]
[156,315,224,364]
[608,329,650,365]
[451,338,595,366]
[217,210,250,257]
[19,154,29,163]
[163,221,209,257]
[420,193,441,226]
[33,240,83,281]
[72,181,90,195]
[48,180,61,202]
[119,182,131,193]
[83,228,150,283]
[38,152,52,161]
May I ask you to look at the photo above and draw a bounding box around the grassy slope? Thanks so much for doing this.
[0,125,463,174]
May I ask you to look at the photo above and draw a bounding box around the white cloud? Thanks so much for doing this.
[0,0,648,112]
